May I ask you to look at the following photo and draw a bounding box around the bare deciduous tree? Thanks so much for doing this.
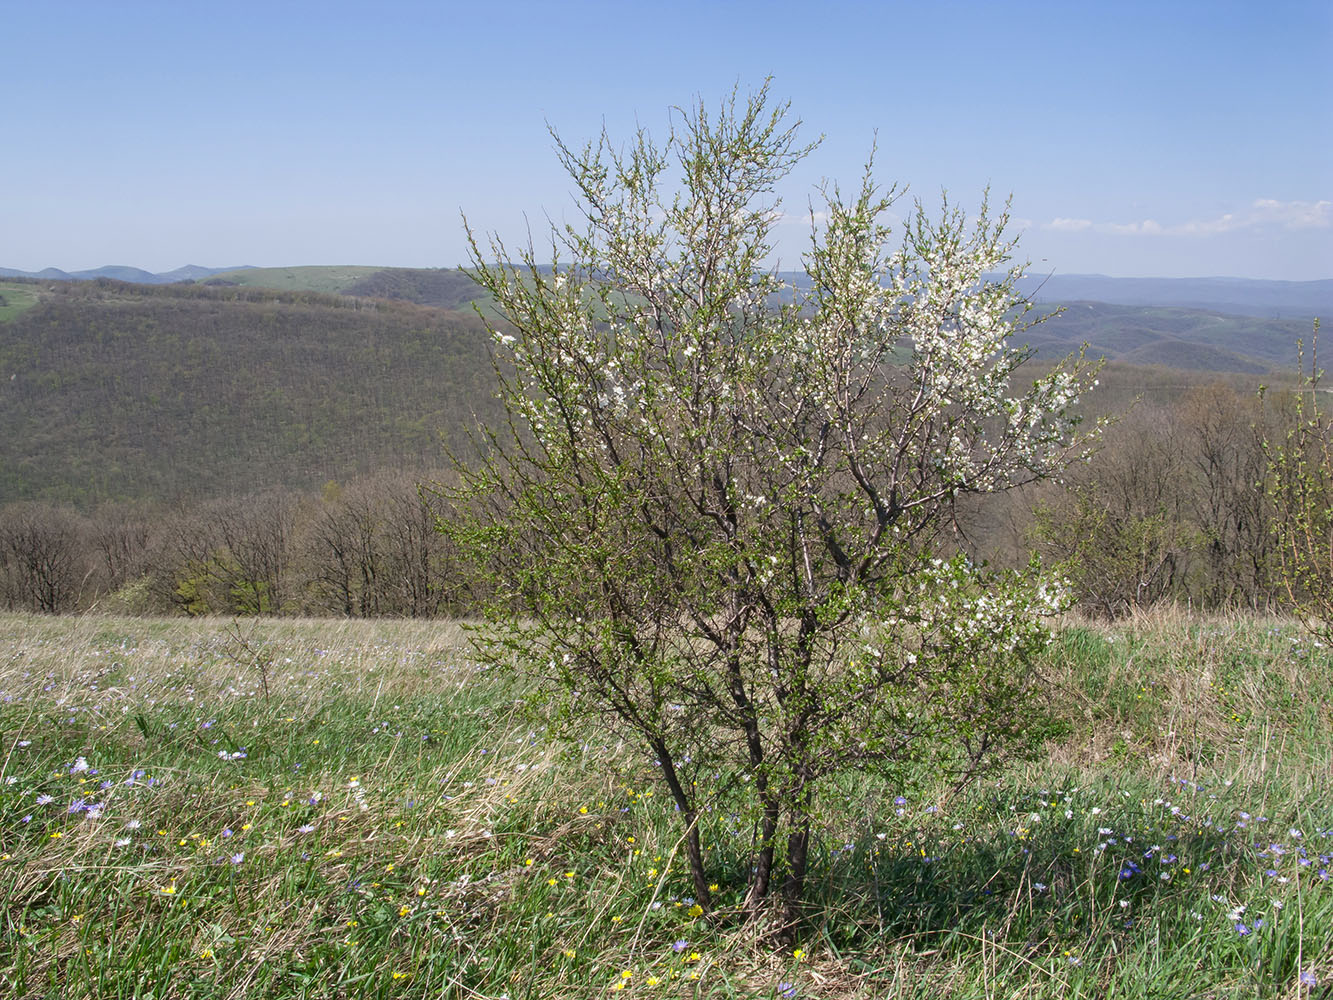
[0,504,88,613]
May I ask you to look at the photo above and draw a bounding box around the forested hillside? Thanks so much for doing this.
[1021,301,1309,371]
[0,280,498,504]
[0,273,1322,621]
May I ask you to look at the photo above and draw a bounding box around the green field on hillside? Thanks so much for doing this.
[0,612,1328,998]
[0,282,42,323]
[204,265,386,294]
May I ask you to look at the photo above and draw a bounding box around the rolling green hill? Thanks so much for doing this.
[205,264,497,314]
[340,267,488,310]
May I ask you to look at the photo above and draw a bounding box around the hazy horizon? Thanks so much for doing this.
[5,264,1333,285]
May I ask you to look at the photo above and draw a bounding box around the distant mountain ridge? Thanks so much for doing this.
[5,265,1329,317]
[0,264,252,284]
[1011,274,1332,320]
[769,271,1331,320]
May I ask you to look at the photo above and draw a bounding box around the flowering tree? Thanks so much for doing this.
[449,85,1099,935]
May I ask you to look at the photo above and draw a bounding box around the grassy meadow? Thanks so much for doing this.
[0,612,1329,999]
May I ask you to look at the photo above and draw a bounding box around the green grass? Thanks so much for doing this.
[204,266,387,294]
[0,282,42,323]
[0,612,1329,998]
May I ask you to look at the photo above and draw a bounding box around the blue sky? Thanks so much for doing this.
[3,0,1329,279]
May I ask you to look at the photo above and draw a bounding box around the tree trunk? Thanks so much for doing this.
[779,812,812,942]
[650,738,714,913]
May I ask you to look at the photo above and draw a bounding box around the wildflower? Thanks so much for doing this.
[230,852,244,865]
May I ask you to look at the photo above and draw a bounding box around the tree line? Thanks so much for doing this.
[0,472,478,617]
[0,373,1313,621]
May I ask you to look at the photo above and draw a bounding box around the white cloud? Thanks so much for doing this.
[774,209,830,225]
[1047,217,1093,232]
[1041,198,1331,238]
[1251,198,1332,229]
[1101,219,1163,236]
[1174,213,1239,236]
